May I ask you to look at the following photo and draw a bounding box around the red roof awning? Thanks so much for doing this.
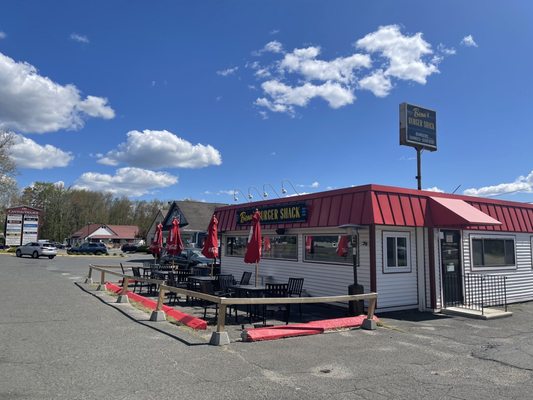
[429,197,501,227]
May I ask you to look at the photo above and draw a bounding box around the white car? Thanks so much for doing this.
[15,242,58,259]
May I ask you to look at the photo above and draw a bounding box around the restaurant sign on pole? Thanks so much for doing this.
[399,103,437,151]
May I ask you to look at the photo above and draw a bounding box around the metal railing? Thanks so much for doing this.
[86,264,378,345]
[444,273,507,315]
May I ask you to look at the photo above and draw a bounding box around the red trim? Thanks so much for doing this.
[428,229,436,309]
[369,225,377,294]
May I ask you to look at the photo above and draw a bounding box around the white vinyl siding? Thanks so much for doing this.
[462,231,533,304]
[375,227,418,311]
[220,228,371,304]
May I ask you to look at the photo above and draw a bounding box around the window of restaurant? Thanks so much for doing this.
[262,235,298,261]
[304,235,353,265]
[471,235,516,270]
[225,236,247,257]
[383,232,411,273]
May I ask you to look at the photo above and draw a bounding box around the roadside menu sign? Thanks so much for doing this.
[400,103,437,151]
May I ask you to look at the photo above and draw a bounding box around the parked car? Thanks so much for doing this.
[160,248,212,267]
[16,242,58,259]
[67,242,108,255]
[121,243,138,252]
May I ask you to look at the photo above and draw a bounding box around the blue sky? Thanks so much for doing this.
[1,1,532,204]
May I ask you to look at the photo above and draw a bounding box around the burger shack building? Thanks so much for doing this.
[215,184,533,313]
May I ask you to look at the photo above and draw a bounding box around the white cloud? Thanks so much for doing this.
[251,25,449,116]
[461,35,478,47]
[0,52,115,133]
[98,129,222,169]
[263,40,283,53]
[358,69,392,97]
[73,167,178,197]
[256,79,354,114]
[269,29,280,35]
[0,31,6,40]
[8,134,73,169]
[356,24,438,85]
[311,181,319,188]
[216,66,239,76]
[463,171,533,197]
[280,46,371,83]
[70,33,89,43]
[424,186,445,193]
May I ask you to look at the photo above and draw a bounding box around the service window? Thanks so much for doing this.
[262,235,298,261]
[471,236,516,269]
[383,232,411,273]
[304,235,353,265]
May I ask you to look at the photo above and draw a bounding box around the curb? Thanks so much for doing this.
[105,283,207,330]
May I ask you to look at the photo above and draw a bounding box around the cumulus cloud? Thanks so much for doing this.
[356,24,438,85]
[252,25,447,115]
[70,33,89,43]
[73,167,178,197]
[255,80,354,114]
[216,66,239,76]
[0,52,115,133]
[461,35,478,47]
[463,171,533,197]
[98,129,222,169]
[8,134,73,169]
[424,186,445,193]
[280,46,370,83]
[358,70,392,97]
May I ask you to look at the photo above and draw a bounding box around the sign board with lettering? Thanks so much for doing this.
[5,206,41,246]
[236,203,308,225]
[400,103,437,151]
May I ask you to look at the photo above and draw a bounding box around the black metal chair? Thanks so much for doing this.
[288,278,304,316]
[215,274,234,296]
[131,267,148,293]
[264,283,290,324]
[198,280,218,319]
[239,271,252,285]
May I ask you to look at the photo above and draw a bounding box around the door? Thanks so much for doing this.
[440,230,463,306]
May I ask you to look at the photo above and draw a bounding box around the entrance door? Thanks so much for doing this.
[440,230,463,306]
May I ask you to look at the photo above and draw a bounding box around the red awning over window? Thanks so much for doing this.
[429,197,501,227]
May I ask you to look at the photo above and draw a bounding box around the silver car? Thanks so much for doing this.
[15,242,58,259]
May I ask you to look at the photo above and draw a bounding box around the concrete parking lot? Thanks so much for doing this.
[1,253,533,399]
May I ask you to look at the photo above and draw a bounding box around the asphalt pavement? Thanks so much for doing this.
[1,252,533,399]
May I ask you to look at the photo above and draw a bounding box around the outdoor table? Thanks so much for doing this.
[230,284,267,323]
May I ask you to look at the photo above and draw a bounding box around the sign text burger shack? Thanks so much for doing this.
[236,203,308,225]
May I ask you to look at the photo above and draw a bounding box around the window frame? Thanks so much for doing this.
[469,234,517,271]
[262,234,299,262]
[224,236,248,258]
[303,234,355,266]
[382,231,412,274]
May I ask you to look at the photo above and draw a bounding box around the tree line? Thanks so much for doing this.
[3,182,166,243]
[0,131,165,243]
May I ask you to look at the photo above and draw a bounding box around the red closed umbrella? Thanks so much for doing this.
[202,214,219,276]
[149,222,163,258]
[166,217,184,256]
[336,235,350,257]
[244,210,262,286]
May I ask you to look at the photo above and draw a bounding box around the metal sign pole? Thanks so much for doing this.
[416,147,422,190]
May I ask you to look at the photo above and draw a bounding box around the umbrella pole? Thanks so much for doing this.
[255,262,259,287]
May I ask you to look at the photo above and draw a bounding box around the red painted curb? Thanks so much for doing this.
[104,283,207,330]
[244,315,380,342]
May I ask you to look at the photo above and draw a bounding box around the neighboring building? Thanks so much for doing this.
[215,184,533,313]
[145,207,168,247]
[149,201,227,248]
[4,206,42,246]
[69,224,140,248]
